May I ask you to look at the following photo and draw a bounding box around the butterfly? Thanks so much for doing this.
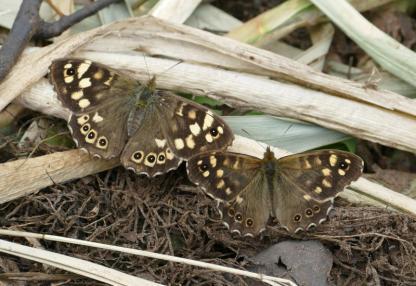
[187,147,363,236]
[49,58,234,177]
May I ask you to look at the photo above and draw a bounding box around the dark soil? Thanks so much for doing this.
[1,1,416,285]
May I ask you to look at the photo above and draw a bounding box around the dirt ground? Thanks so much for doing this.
[0,0,416,285]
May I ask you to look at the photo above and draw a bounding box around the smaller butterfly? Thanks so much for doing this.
[187,147,363,236]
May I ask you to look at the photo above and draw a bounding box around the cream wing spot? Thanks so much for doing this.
[77,62,91,78]
[210,156,217,167]
[314,186,322,194]
[185,135,195,149]
[217,126,224,134]
[205,133,213,143]
[174,138,185,150]
[188,110,196,120]
[78,99,91,109]
[79,78,92,88]
[216,169,224,178]
[225,188,232,195]
[71,90,84,100]
[64,76,74,83]
[104,76,113,86]
[92,112,104,123]
[202,112,214,130]
[329,154,337,167]
[321,168,331,176]
[303,194,312,201]
[338,169,346,176]
[202,171,210,177]
[155,138,167,148]
[345,159,351,164]
[236,195,244,204]
[175,103,186,116]
[322,178,332,188]
[165,148,174,160]
[64,63,72,69]
[93,70,103,80]
[189,123,201,136]
[217,180,225,189]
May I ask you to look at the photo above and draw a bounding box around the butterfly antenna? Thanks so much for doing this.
[142,54,153,83]
[159,59,183,78]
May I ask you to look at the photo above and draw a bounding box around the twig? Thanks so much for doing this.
[0,0,120,82]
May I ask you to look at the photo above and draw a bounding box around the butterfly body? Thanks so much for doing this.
[187,147,363,236]
[49,58,234,177]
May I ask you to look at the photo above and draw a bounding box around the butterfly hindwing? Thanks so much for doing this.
[121,110,182,177]
[157,91,234,159]
[219,173,271,236]
[68,99,131,159]
[273,173,334,233]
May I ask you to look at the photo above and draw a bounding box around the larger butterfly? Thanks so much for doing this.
[49,59,234,176]
[187,147,363,236]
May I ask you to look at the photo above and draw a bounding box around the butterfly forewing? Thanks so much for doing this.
[187,152,261,201]
[276,150,364,202]
[49,59,139,158]
[156,92,234,159]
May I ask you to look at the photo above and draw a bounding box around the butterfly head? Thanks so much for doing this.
[263,146,276,161]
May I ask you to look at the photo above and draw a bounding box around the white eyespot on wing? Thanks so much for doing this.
[77,115,89,125]
[92,112,104,123]
[79,78,92,88]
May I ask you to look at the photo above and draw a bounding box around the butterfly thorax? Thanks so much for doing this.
[262,147,279,175]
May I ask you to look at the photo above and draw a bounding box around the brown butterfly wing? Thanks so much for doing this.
[187,152,261,201]
[187,152,271,236]
[121,109,182,177]
[218,173,271,236]
[49,59,138,159]
[277,150,364,202]
[156,92,234,160]
[272,150,363,232]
